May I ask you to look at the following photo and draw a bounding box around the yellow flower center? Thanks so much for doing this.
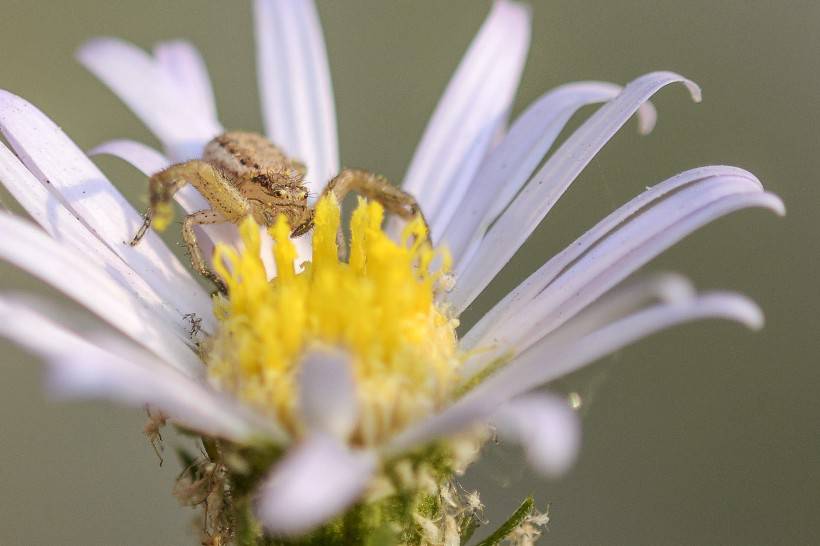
[206,196,460,446]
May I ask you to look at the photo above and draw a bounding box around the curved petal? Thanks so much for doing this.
[255,434,376,536]
[0,297,281,443]
[493,187,783,355]
[254,0,339,195]
[0,212,203,376]
[385,292,762,455]
[89,139,172,180]
[0,140,189,330]
[451,72,702,312]
[492,393,581,477]
[442,81,657,266]
[77,38,222,160]
[298,349,358,441]
[462,168,782,354]
[459,272,695,380]
[0,91,215,325]
[403,0,531,237]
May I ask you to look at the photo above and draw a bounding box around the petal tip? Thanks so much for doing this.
[636,101,658,135]
[684,78,703,103]
[495,0,533,19]
[739,303,765,331]
[154,38,194,51]
[255,435,374,536]
[75,36,118,62]
[655,273,696,303]
[704,292,765,331]
[298,348,358,440]
[766,193,787,216]
[493,394,581,478]
[643,71,702,103]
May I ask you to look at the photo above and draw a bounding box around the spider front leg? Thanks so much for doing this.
[131,160,232,246]
[132,160,251,292]
[130,164,189,246]
[182,210,229,294]
[315,168,430,237]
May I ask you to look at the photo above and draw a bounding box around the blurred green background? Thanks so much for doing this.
[0,1,816,544]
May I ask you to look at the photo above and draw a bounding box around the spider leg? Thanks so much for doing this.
[290,207,314,238]
[130,160,250,245]
[130,162,190,246]
[133,160,252,292]
[317,168,430,237]
[183,210,230,294]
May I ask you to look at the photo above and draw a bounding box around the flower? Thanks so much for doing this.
[0,0,783,544]
[208,200,458,445]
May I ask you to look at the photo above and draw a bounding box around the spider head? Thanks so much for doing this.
[241,171,310,227]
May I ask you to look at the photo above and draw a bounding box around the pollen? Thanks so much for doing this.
[152,201,174,232]
[205,196,460,446]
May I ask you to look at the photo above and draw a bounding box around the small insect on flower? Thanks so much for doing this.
[129,131,429,292]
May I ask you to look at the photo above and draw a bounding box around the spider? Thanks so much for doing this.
[129,131,428,292]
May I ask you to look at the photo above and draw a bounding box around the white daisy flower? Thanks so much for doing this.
[0,0,783,543]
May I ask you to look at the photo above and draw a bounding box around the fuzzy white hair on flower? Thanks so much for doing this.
[0,0,783,543]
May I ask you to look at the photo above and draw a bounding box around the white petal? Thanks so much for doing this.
[534,272,695,339]
[460,166,757,350]
[0,212,203,376]
[442,81,656,266]
[254,0,339,195]
[492,393,581,477]
[385,292,762,455]
[154,40,219,123]
[0,297,282,443]
[461,167,780,353]
[450,72,702,312]
[0,91,215,325]
[459,272,695,379]
[496,184,782,354]
[474,292,763,403]
[298,349,358,440]
[256,434,375,536]
[402,0,531,238]
[0,140,191,330]
[89,139,171,179]
[77,37,223,160]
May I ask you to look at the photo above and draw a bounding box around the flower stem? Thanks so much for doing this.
[475,496,535,546]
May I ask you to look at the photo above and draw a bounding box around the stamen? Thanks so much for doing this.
[206,196,460,445]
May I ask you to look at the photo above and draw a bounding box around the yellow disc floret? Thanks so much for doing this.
[206,196,459,446]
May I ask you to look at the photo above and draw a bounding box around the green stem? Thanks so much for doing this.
[475,496,535,546]
[459,513,480,545]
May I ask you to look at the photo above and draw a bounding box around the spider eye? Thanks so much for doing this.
[273,189,287,198]
[298,190,308,200]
